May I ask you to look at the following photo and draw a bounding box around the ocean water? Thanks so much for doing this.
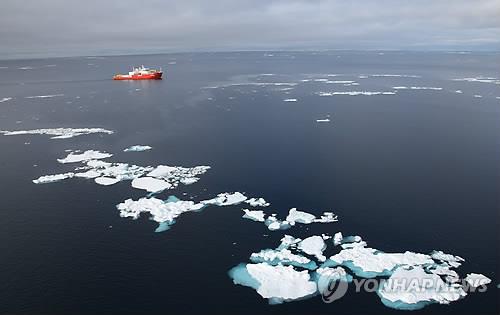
[0,51,498,314]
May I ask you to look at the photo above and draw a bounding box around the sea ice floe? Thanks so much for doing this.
[430,250,464,268]
[242,209,266,222]
[392,86,443,90]
[464,273,491,288]
[377,266,467,310]
[34,156,210,192]
[32,172,75,184]
[0,97,12,103]
[474,94,482,98]
[0,128,114,139]
[244,197,270,207]
[57,150,112,164]
[316,118,330,123]
[131,177,172,193]
[242,208,338,231]
[202,192,247,206]
[453,77,500,84]
[229,263,318,304]
[94,177,121,186]
[230,232,491,309]
[318,91,396,96]
[25,94,64,99]
[123,145,152,152]
[370,74,421,78]
[117,192,250,231]
[283,98,297,102]
[297,236,327,262]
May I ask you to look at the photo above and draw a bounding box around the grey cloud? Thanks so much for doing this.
[0,0,499,58]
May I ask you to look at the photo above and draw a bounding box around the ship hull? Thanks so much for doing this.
[113,72,162,80]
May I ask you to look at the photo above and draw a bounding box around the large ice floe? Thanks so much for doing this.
[0,128,114,139]
[242,207,337,231]
[57,150,113,164]
[117,192,249,232]
[229,232,491,310]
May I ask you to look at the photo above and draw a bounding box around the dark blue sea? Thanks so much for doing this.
[0,51,498,314]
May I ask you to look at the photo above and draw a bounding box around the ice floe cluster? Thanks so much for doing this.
[0,128,114,139]
[242,207,337,231]
[34,158,211,193]
[229,232,492,310]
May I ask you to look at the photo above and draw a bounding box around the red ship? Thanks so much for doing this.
[113,65,163,80]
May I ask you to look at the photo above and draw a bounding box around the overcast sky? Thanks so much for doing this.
[1,0,499,58]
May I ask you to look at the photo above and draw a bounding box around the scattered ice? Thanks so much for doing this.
[57,150,112,164]
[25,94,64,99]
[243,207,337,231]
[453,77,500,84]
[33,173,75,184]
[0,128,114,139]
[124,145,152,152]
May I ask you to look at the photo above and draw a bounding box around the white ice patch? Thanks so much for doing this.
[244,197,270,207]
[57,150,112,164]
[430,250,464,268]
[25,94,64,99]
[316,118,330,123]
[238,263,317,304]
[202,192,247,206]
[392,86,442,90]
[242,207,338,231]
[94,177,120,186]
[298,236,327,262]
[283,98,297,102]
[33,172,75,184]
[318,91,396,96]
[131,177,172,193]
[464,273,491,288]
[0,97,12,103]
[242,209,266,222]
[370,74,421,78]
[0,128,114,139]
[123,145,152,152]
[453,77,500,84]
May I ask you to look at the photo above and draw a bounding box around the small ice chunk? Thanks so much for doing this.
[0,97,12,103]
[25,94,64,99]
[285,208,316,225]
[179,177,199,185]
[123,145,152,152]
[242,209,266,222]
[202,192,247,206]
[250,248,317,270]
[316,118,330,123]
[94,177,120,186]
[244,197,270,207]
[333,232,343,246]
[283,98,297,102]
[464,273,491,288]
[32,172,75,184]
[57,150,112,164]
[131,177,172,193]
